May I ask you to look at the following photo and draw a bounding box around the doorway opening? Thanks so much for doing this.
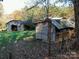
[11,25,18,31]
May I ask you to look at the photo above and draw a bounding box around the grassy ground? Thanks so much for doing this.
[0,31,35,47]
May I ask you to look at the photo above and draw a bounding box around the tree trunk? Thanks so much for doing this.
[73,0,79,49]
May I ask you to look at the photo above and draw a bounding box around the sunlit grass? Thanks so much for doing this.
[0,31,35,47]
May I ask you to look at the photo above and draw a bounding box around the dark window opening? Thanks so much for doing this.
[11,25,17,31]
[24,25,35,30]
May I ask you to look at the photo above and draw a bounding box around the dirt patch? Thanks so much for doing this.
[0,40,79,59]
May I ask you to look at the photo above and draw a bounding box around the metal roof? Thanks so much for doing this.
[20,20,33,25]
[7,20,34,25]
[52,20,75,30]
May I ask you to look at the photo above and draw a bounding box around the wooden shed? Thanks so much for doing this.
[35,18,75,42]
[6,20,35,31]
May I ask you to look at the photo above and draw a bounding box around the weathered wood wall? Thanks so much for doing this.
[36,22,56,42]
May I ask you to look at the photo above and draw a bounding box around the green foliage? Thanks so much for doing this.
[49,6,74,18]
[22,6,45,20]
[22,5,74,20]
[0,31,35,47]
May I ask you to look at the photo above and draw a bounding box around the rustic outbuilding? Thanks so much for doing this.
[6,20,35,31]
[35,18,75,42]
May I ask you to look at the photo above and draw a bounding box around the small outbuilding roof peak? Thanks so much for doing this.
[6,20,34,25]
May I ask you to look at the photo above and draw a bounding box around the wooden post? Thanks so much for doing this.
[45,0,52,56]
[47,19,51,56]
[9,52,12,59]
[45,18,51,56]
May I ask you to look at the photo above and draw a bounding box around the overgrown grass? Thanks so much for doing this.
[0,31,35,47]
